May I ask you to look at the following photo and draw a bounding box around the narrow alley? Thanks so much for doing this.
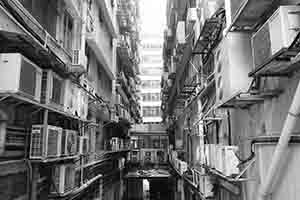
[1,0,300,200]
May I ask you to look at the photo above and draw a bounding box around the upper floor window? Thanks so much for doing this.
[62,11,74,52]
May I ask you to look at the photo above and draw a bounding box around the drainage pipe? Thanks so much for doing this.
[258,80,300,200]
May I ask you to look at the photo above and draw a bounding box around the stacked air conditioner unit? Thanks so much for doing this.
[157,150,167,163]
[142,150,156,163]
[208,144,216,169]
[30,125,62,159]
[118,158,125,169]
[77,88,88,120]
[69,49,87,74]
[204,144,240,177]
[42,70,65,110]
[80,77,96,97]
[63,79,79,115]
[79,136,89,155]
[215,145,224,173]
[178,160,188,175]
[214,32,253,106]
[252,6,300,70]
[176,21,186,44]
[51,164,76,195]
[61,129,78,156]
[130,150,140,162]
[187,8,198,22]
[116,94,122,105]
[192,168,214,197]
[0,53,42,102]
[201,176,214,198]
[110,137,120,151]
[222,146,240,177]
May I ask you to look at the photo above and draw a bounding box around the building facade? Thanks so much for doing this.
[162,0,300,200]
[0,0,140,199]
[139,36,164,123]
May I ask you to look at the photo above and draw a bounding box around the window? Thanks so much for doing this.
[62,11,74,52]
[141,80,161,89]
[141,93,161,101]
[142,106,161,117]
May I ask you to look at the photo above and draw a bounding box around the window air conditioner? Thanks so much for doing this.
[79,136,89,155]
[63,79,79,115]
[252,6,300,70]
[0,53,42,102]
[51,164,76,195]
[187,8,198,22]
[42,70,65,110]
[214,32,253,107]
[30,125,62,159]
[77,89,88,119]
[70,49,87,73]
[61,129,78,156]
[222,146,240,176]
[176,21,186,44]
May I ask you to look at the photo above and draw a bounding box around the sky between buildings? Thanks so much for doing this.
[139,0,166,41]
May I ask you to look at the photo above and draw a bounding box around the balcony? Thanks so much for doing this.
[193,8,224,64]
[0,0,73,73]
[86,12,114,80]
[225,0,279,32]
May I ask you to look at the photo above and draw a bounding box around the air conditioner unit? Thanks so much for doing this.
[79,136,89,155]
[130,150,140,162]
[215,145,225,173]
[208,144,216,169]
[203,176,214,198]
[176,21,186,44]
[179,161,188,175]
[61,129,78,156]
[167,28,172,37]
[30,125,62,159]
[42,70,65,109]
[157,150,166,163]
[143,150,155,163]
[252,6,300,70]
[70,49,87,74]
[214,32,253,107]
[63,79,79,115]
[187,8,198,22]
[116,94,122,105]
[111,137,120,151]
[0,53,42,102]
[80,77,96,97]
[74,167,82,188]
[223,146,240,176]
[51,164,76,195]
[77,89,88,119]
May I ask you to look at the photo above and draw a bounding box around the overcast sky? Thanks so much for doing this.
[139,0,166,40]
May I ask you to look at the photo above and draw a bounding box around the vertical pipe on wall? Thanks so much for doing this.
[258,80,300,200]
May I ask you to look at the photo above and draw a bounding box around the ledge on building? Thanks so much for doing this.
[225,0,279,33]
[215,90,282,109]
[249,41,300,77]
[0,93,92,122]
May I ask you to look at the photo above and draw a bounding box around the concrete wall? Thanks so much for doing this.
[228,71,300,200]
